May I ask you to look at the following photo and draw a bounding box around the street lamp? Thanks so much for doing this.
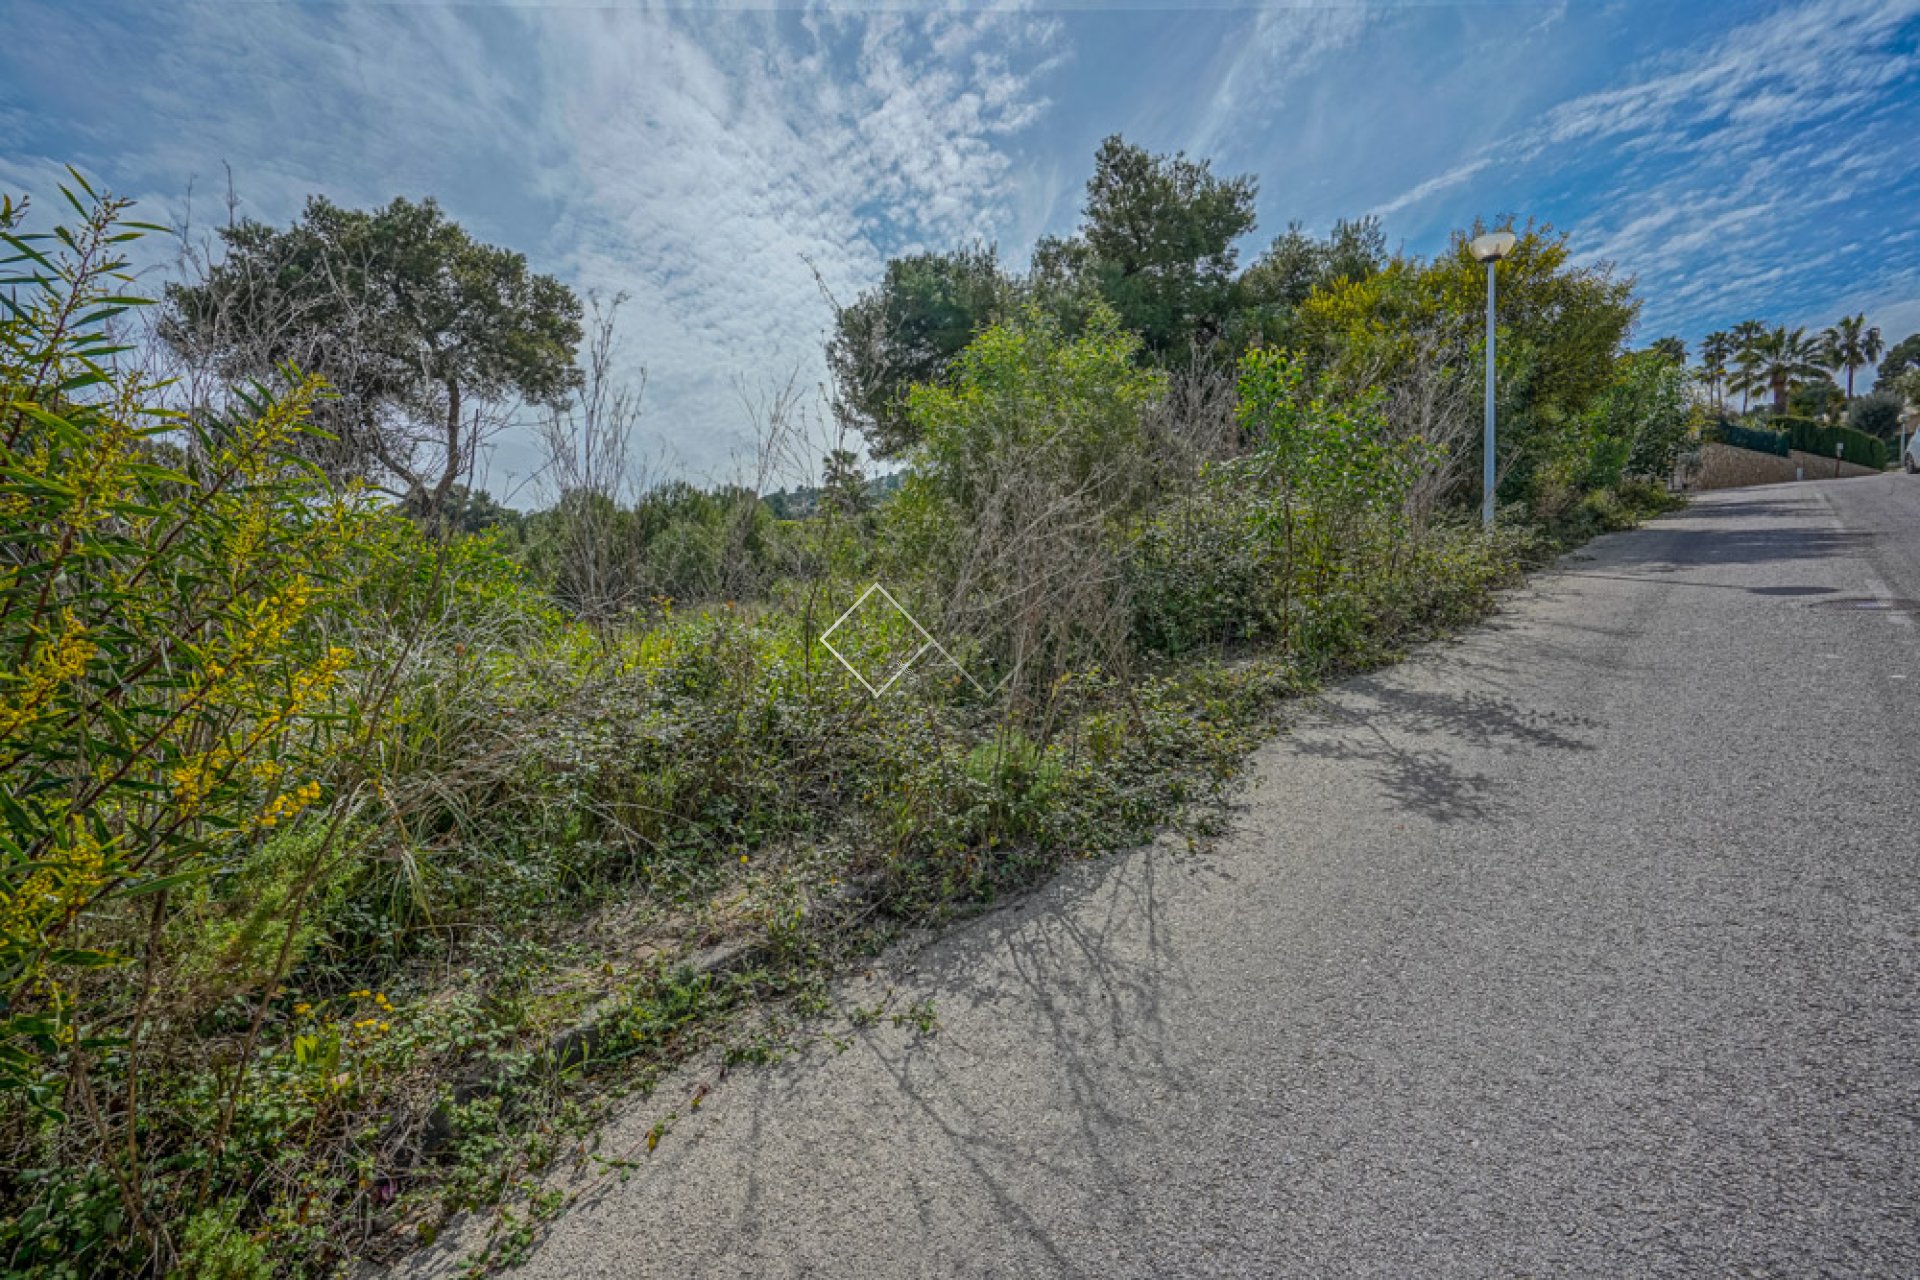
[1469,229,1517,529]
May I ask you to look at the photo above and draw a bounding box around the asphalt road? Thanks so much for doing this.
[415,475,1920,1278]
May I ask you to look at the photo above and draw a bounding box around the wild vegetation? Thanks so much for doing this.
[3,139,1691,1277]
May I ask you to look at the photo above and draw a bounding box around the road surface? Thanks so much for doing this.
[414,476,1920,1278]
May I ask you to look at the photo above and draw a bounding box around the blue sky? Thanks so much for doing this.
[5,0,1918,498]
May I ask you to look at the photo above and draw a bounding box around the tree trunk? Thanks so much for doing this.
[427,378,462,531]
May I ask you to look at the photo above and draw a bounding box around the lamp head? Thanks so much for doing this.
[1469,230,1518,263]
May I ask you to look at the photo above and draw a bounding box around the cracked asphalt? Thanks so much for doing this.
[409,475,1920,1278]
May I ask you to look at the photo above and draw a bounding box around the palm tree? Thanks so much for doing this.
[1700,330,1733,411]
[1822,312,1883,399]
[1729,326,1829,415]
[1730,319,1767,411]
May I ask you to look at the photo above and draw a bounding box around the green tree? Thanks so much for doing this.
[1231,216,1387,350]
[891,305,1165,696]
[1871,332,1920,390]
[1586,350,1692,484]
[825,244,1012,458]
[1730,326,1829,415]
[1822,313,1883,398]
[1294,220,1638,512]
[1699,330,1733,411]
[1788,378,1843,422]
[1239,217,1387,310]
[1647,335,1687,363]
[162,196,583,521]
[1845,391,1903,443]
[1730,319,1767,411]
[820,447,869,519]
[0,179,439,1270]
[403,484,521,535]
[1063,135,1258,361]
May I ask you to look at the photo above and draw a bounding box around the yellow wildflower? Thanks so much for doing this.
[0,817,114,946]
[0,615,95,740]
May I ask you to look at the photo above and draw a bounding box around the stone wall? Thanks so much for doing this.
[1786,449,1883,480]
[1693,443,1798,489]
[1692,442,1884,491]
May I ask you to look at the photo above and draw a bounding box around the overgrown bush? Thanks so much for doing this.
[888,304,1166,704]
[1581,350,1691,485]
[0,182,461,1274]
[520,481,787,616]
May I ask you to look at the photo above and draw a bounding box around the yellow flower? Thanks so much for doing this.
[0,615,95,740]
[252,779,324,832]
[0,816,114,946]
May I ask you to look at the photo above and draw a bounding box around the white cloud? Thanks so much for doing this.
[1,1,1059,497]
[1369,157,1490,218]
[1368,0,1920,342]
[529,6,1058,488]
[1185,3,1379,164]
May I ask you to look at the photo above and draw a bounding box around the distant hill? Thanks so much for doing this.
[762,469,904,520]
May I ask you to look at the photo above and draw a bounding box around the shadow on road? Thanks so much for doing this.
[1287,681,1597,823]
[691,838,1227,1276]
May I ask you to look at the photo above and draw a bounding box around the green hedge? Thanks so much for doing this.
[1776,416,1888,470]
[1708,419,1789,456]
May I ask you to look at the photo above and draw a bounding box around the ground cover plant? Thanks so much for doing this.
[3,158,1685,1278]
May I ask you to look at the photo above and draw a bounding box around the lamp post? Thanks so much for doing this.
[1470,229,1518,529]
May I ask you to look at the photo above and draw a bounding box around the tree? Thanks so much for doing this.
[1892,370,1920,464]
[1873,332,1920,390]
[1070,135,1258,360]
[820,448,869,519]
[405,484,521,535]
[825,244,1012,458]
[536,293,645,617]
[1896,369,1920,410]
[1787,377,1842,422]
[1648,335,1687,363]
[1729,325,1828,415]
[1699,330,1733,411]
[1846,391,1903,443]
[1730,319,1767,411]
[1822,312,1883,398]
[1293,220,1638,511]
[1579,349,1691,487]
[1231,216,1387,349]
[162,195,583,522]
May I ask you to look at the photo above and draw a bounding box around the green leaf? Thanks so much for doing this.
[63,165,100,202]
[51,370,108,395]
[41,949,127,969]
[118,868,214,898]
[0,234,55,271]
